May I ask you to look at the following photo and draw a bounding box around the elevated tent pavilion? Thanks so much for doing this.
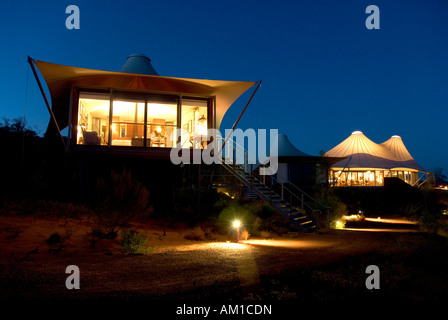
[324,131,425,187]
[29,54,256,157]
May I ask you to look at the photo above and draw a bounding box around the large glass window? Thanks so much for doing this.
[77,92,110,145]
[147,96,178,148]
[181,99,208,149]
[375,170,384,186]
[76,91,209,149]
[111,97,145,146]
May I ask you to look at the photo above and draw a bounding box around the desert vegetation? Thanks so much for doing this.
[1,118,448,302]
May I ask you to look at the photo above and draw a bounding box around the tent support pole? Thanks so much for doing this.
[334,157,352,186]
[28,56,67,152]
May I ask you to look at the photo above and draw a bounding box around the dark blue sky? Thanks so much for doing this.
[1,0,447,173]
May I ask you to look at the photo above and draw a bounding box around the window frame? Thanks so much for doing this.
[71,86,215,149]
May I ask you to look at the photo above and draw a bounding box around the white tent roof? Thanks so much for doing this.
[380,135,425,171]
[324,131,424,172]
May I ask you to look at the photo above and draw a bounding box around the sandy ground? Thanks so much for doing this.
[0,212,447,311]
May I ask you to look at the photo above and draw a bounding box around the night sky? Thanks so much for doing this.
[1,0,447,173]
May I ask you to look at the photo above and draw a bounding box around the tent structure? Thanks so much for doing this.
[249,134,323,190]
[324,131,425,187]
[272,134,319,186]
[380,135,425,172]
[29,54,256,154]
[274,134,313,158]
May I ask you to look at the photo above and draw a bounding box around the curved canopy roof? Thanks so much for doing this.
[324,131,424,172]
[380,135,425,171]
[34,57,255,137]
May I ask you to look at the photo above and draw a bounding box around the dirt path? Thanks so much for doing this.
[1,214,447,303]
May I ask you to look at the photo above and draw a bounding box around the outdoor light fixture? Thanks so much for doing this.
[233,220,241,243]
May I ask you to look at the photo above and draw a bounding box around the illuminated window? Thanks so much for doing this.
[77,92,110,145]
[375,170,384,186]
[76,91,210,149]
[147,96,178,148]
[111,97,145,146]
[181,99,208,149]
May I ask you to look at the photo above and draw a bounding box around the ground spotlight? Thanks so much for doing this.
[233,220,241,243]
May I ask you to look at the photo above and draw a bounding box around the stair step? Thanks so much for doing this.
[220,162,317,233]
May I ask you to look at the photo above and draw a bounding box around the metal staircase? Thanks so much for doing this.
[216,137,329,233]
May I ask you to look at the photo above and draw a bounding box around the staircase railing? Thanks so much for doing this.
[216,135,330,230]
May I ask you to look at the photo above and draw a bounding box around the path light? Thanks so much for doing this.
[233,220,241,243]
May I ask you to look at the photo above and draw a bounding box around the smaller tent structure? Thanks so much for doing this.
[266,134,322,190]
[324,131,425,187]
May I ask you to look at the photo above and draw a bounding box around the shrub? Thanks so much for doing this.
[251,217,262,236]
[419,210,443,234]
[45,229,72,252]
[240,229,250,240]
[91,169,151,238]
[120,229,150,254]
[184,227,205,241]
[330,219,346,230]
[315,192,347,228]
[260,230,272,239]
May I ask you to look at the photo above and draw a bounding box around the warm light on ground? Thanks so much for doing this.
[167,239,335,251]
[172,241,250,252]
[364,217,418,225]
[342,214,364,221]
[242,239,333,249]
[342,228,421,233]
[342,215,418,225]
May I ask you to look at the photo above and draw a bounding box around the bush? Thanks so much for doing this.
[120,229,150,254]
[419,210,443,234]
[330,219,346,230]
[260,230,272,239]
[184,227,205,241]
[240,229,250,241]
[315,192,347,228]
[91,169,151,238]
